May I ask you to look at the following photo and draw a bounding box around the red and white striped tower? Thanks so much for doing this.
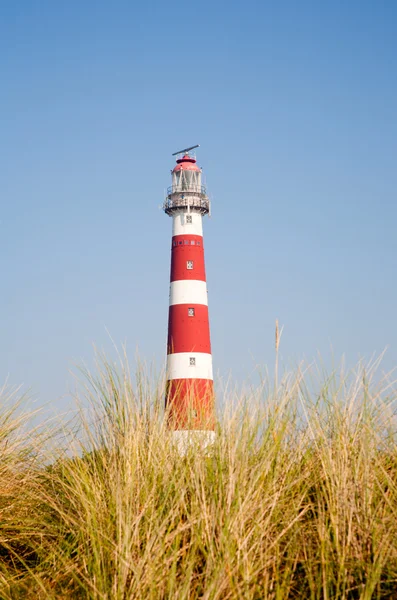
[163,145,215,449]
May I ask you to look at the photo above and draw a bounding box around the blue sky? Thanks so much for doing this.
[1,1,396,411]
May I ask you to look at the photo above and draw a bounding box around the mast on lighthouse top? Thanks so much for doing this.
[163,145,210,216]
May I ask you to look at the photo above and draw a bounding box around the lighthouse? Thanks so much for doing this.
[163,145,215,450]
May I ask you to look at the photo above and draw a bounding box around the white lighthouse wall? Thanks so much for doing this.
[172,212,203,236]
[172,430,216,456]
[167,352,213,380]
[169,280,208,306]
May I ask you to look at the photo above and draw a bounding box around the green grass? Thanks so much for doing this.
[1,355,397,599]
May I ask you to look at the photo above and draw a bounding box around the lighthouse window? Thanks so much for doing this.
[184,240,189,245]
[173,241,177,247]
[179,241,183,245]
[187,260,194,270]
[189,357,196,366]
[196,241,200,246]
[188,307,195,317]
[190,240,195,245]
[186,215,192,224]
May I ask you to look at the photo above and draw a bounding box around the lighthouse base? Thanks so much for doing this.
[171,430,215,456]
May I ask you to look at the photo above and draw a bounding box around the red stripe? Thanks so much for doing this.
[170,236,206,282]
[166,379,215,430]
[167,304,211,354]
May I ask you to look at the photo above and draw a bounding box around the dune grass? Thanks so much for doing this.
[0,355,397,599]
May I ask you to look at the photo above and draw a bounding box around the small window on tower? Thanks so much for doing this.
[179,241,183,245]
[186,215,193,224]
[173,241,177,247]
[188,307,195,317]
[184,240,189,245]
[190,240,195,245]
[196,241,200,246]
[189,357,196,366]
[187,260,194,270]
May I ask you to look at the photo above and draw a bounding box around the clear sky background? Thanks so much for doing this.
[1,1,396,412]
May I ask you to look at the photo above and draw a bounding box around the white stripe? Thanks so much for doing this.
[169,280,208,306]
[167,352,213,380]
[171,431,215,455]
[173,212,203,236]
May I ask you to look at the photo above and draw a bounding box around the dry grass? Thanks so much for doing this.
[0,355,397,599]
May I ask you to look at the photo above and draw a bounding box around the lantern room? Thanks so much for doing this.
[171,154,202,194]
[163,151,210,216]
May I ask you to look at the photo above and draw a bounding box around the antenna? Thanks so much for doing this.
[172,144,199,156]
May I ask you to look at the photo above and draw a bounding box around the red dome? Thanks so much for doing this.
[172,154,201,173]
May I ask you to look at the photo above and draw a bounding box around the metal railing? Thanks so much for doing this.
[163,196,210,215]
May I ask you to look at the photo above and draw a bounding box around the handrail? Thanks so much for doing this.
[163,196,210,214]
